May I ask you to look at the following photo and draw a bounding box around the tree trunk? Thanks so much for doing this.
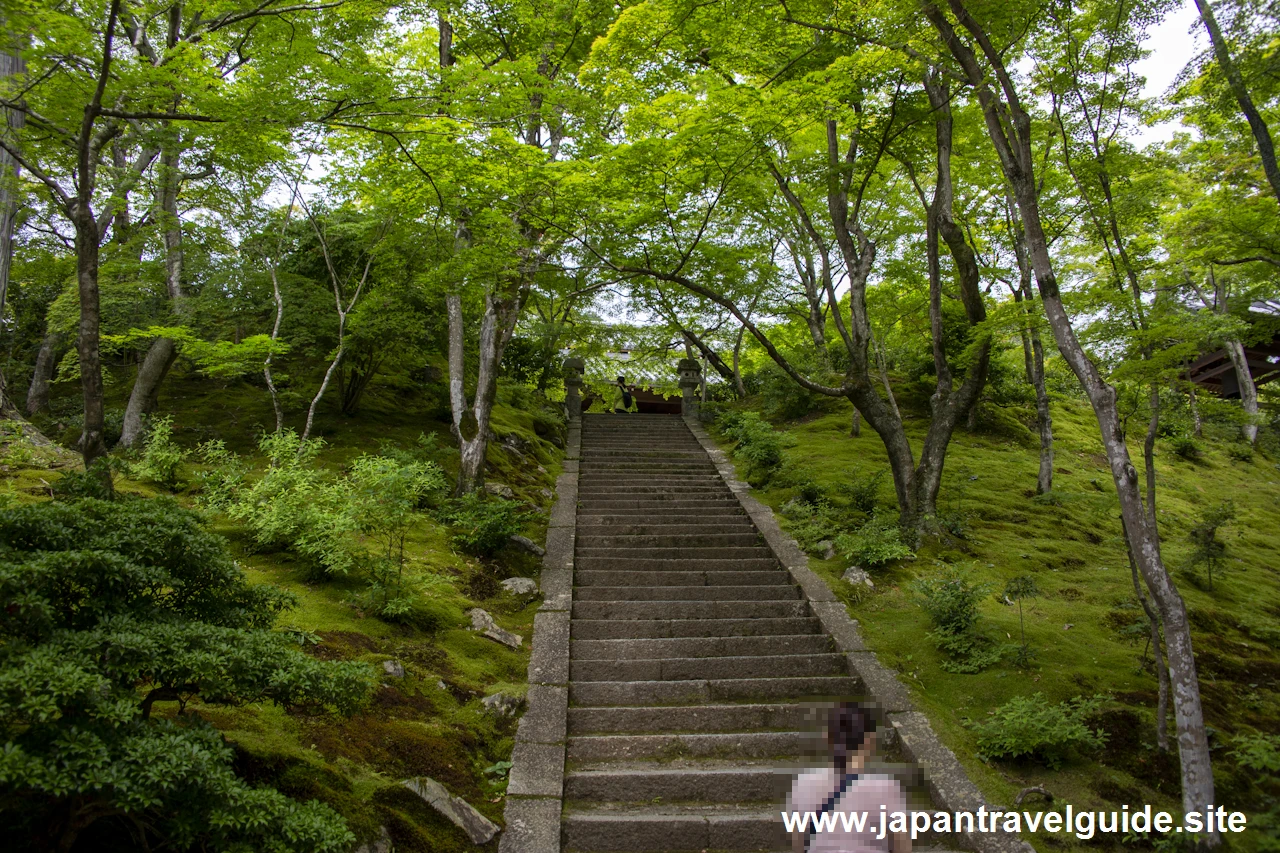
[732,324,746,399]
[1223,338,1259,445]
[25,331,58,415]
[1194,0,1280,207]
[118,337,177,447]
[119,146,185,448]
[448,290,522,495]
[72,210,108,467]
[1125,516,1171,753]
[925,3,1217,836]
[0,34,24,415]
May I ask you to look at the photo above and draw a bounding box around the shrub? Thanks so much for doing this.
[1170,435,1203,461]
[835,512,913,568]
[836,469,886,514]
[0,498,374,852]
[782,498,849,554]
[226,432,361,575]
[974,693,1108,768]
[1227,443,1254,463]
[129,415,188,490]
[1186,501,1236,592]
[913,569,1002,673]
[437,492,526,557]
[721,411,794,483]
[195,439,249,510]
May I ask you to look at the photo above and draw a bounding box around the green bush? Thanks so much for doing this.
[721,411,794,483]
[913,569,1002,673]
[1225,441,1253,462]
[0,498,374,852]
[835,512,913,568]
[226,431,361,575]
[835,469,887,514]
[1170,435,1204,461]
[437,492,527,557]
[974,693,1108,768]
[130,415,189,490]
[782,498,849,554]
[195,439,249,510]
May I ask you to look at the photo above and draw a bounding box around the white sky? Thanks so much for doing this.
[1133,0,1204,146]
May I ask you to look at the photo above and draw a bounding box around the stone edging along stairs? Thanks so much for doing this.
[499,414,1031,853]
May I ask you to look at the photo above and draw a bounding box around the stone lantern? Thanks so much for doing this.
[562,357,585,422]
[677,358,703,419]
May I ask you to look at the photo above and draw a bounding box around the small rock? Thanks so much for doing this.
[484,482,516,499]
[1064,623,1074,630]
[816,539,836,560]
[382,659,406,678]
[501,576,539,595]
[481,691,524,717]
[537,464,547,474]
[539,488,554,500]
[468,608,523,649]
[353,825,392,853]
[437,680,447,691]
[509,535,546,557]
[842,566,874,588]
[402,777,500,844]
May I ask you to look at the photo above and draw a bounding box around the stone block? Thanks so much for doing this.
[539,569,572,609]
[498,797,562,853]
[507,742,565,797]
[401,777,500,844]
[787,564,839,603]
[847,651,912,713]
[528,610,570,686]
[517,684,567,744]
[809,600,866,652]
[543,527,574,570]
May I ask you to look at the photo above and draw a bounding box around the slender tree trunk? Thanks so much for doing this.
[926,3,1217,835]
[120,146,184,448]
[0,34,25,414]
[25,331,58,415]
[732,324,746,399]
[72,210,108,467]
[1194,0,1280,207]
[1125,516,1171,752]
[1009,194,1053,493]
[263,266,285,433]
[1222,338,1259,445]
[1187,372,1203,438]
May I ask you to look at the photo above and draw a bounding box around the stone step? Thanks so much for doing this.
[566,730,817,763]
[576,522,758,537]
[571,653,846,683]
[575,546,777,562]
[571,635,833,662]
[577,483,728,494]
[575,570,790,587]
[561,808,784,853]
[568,703,819,735]
[576,511,748,525]
[577,531,761,547]
[576,496,741,508]
[581,460,714,469]
[562,806,953,852]
[572,599,809,621]
[570,616,822,640]
[570,676,860,706]
[563,759,923,802]
[575,557,780,572]
[574,585,801,603]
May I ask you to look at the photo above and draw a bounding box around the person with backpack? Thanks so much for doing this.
[787,702,911,853]
[611,375,637,413]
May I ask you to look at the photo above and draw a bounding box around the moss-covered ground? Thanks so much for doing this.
[0,365,564,852]
[707,395,1280,852]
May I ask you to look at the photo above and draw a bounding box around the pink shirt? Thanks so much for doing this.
[786,767,907,853]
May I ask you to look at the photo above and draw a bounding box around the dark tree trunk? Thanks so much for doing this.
[72,209,108,467]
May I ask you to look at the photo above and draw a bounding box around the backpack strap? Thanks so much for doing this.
[802,772,859,852]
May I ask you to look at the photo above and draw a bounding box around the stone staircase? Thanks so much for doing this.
[560,414,942,853]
